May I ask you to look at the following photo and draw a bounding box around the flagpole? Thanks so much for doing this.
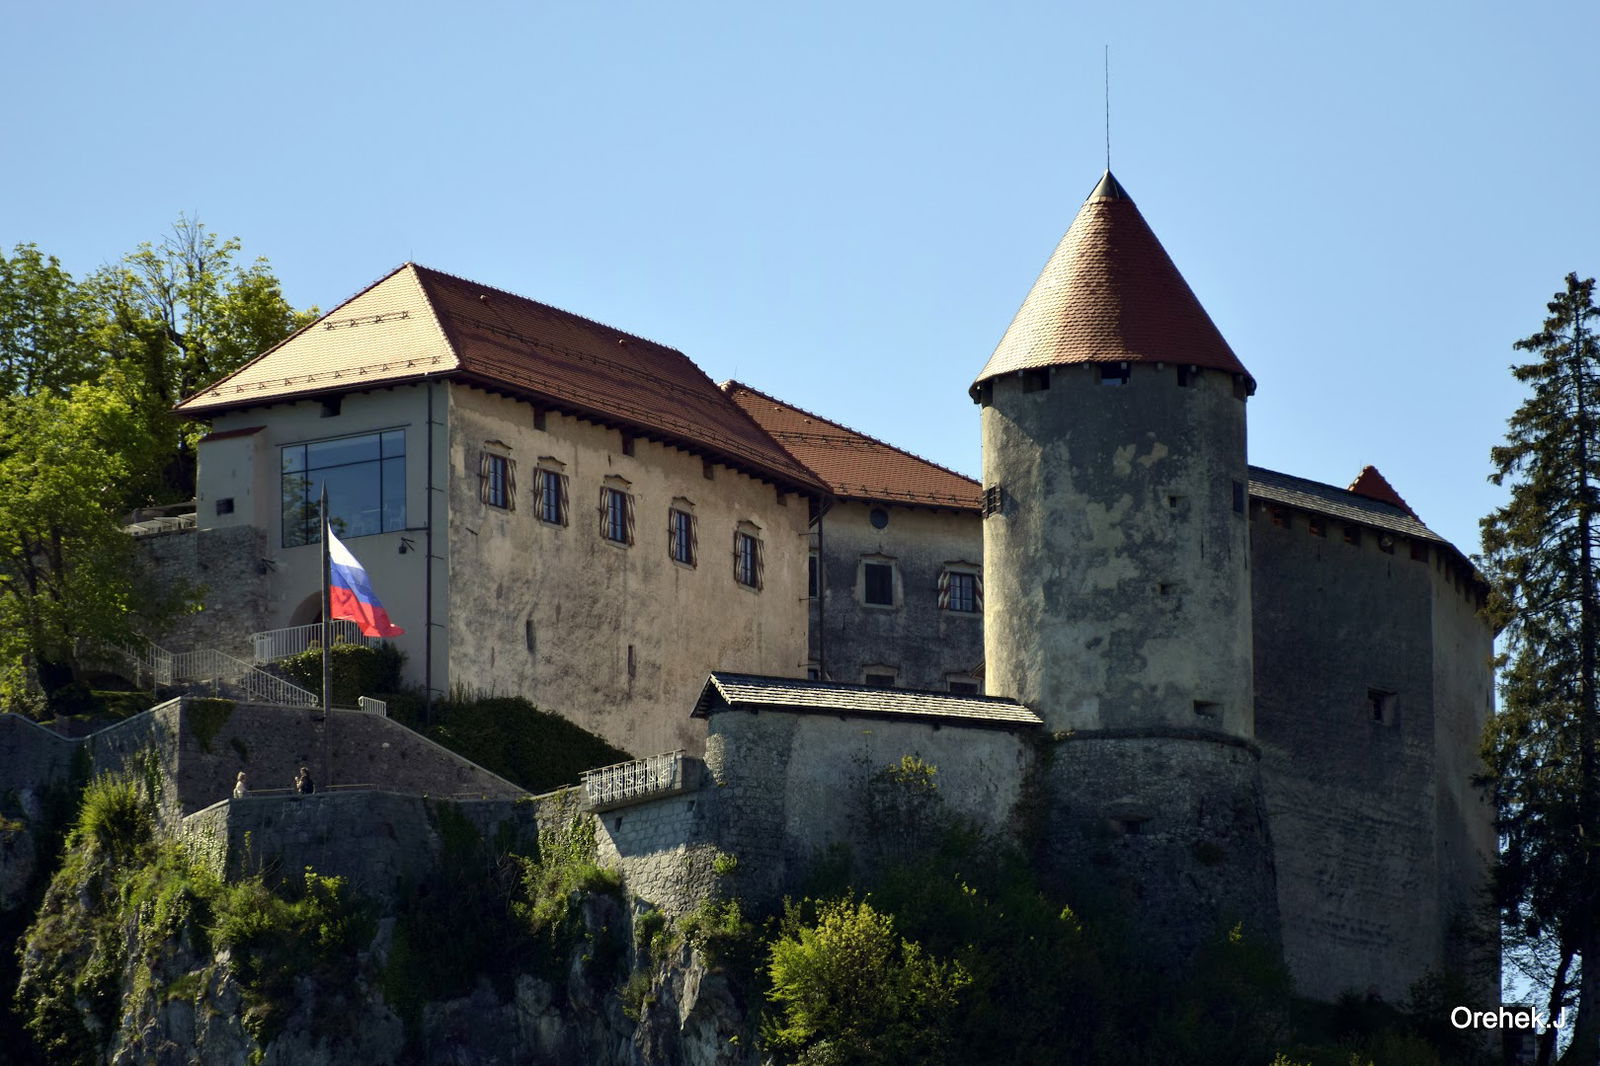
[320,484,332,717]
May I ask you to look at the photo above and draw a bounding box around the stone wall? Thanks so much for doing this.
[594,790,722,917]
[183,791,544,899]
[814,500,983,690]
[1253,504,1465,1001]
[700,709,1033,907]
[1040,731,1280,963]
[134,524,272,658]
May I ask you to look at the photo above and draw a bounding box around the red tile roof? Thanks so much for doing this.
[723,382,982,510]
[178,264,823,493]
[972,171,1254,393]
[1346,465,1419,520]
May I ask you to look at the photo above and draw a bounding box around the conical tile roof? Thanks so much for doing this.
[972,172,1254,394]
[1346,465,1419,519]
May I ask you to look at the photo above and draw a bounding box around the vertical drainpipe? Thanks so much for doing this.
[815,495,832,681]
[424,378,436,726]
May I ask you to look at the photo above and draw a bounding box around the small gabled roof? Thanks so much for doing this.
[1249,465,1442,544]
[692,672,1040,730]
[722,382,982,511]
[178,264,824,493]
[973,171,1254,395]
[1346,465,1419,519]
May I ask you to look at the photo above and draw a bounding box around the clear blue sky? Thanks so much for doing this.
[4,0,1598,554]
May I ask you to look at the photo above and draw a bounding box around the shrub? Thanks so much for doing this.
[70,773,152,861]
[396,693,631,793]
[272,641,404,705]
[765,897,970,1066]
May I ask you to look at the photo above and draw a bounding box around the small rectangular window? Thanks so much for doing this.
[1270,507,1290,529]
[1232,481,1245,514]
[481,452,514,510]
[808,552,819,598]
[735,530,762,589]
[1369,689,1397,726]
[216,497,235,516]
[947,679,979,695]
[863,562,895,606]
[1343,525,1361,547]
[983,485,1004,518]
[1410,540,1428,563]
[1022,367,1051,392]
[536,468,568,526]
[1177,366,1198,387]
[1193,701,1221,719]
[669,508,697,565]
[600,487,634,545]
[1307,515,1326,537]
[864,671,896,688]
[1098,363,1130,386]
[940,571,980,613]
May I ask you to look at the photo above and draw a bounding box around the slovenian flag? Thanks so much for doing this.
[328,529,405,637]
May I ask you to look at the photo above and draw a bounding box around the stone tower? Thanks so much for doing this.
[972,172,1279,953]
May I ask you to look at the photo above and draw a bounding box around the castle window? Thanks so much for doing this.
[939,569,981,613]
[1177,365,1199,387]
[1369,689,1398,726]
[280,429,406,547]
[1232,481,1245,514]
[947,675,980,694]
[1193,700,1221,719]
[1269,507,1290,529]
[1307,515,1325,537]
[734,526,763,589]
[1113,816,1149,836]
[808,552,819,598]
[863,668,897,687]
[1022,367,1050,392]
[599,485,635,545]
[535,464,569,526]
[481,451,514,510]
[1343,525,1361,547]
[532,407,547,431]
[1410,540,1429,563]
[621,433,635,456]
[870,507,890,529]
[668,504,697,566]
[703,458,716,480]
[862,560,896,607]
[216,497,235,516]
[320,396,342,418]
[1098,363,1130,386]
[983,485,1004,517]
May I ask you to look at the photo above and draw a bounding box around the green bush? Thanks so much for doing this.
[393,693,631,793]
[765,896,970,1066]
[70,773,153,861]
[271,641,404,705]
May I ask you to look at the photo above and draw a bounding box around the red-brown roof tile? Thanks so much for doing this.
[973,171,1254,393]
[724,382,981,510]
[179,264,823,493]
[1346,465,1419,519]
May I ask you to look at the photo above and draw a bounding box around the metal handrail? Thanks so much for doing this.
[581,750,686,810]
[248,621,378,663]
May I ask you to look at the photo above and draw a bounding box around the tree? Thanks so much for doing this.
[0,384,188,705]
[0,244,100,397]
[1480,272,1600,1065]
[84,217,317,500]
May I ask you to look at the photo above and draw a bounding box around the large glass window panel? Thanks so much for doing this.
[280,429,406,547]
[306,435,381,470]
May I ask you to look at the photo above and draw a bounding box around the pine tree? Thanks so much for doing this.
[1481,272,1600,1066]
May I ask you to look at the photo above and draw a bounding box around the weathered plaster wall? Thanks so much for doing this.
[700,709,1033,906]
[1041,732,1280,959]
[1252,505,1446,1001]
[980,363,1253,736]
[200,383,446,691]
[815,501,983,689]
[446,386,810,758]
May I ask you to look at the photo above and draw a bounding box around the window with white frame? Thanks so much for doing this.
[863,667,898,687]
[480,448,515,510]
[535,462,568,526]
[939,567,982,613]
[669,501,697,566]
[599,483,635,545]
[734,525,763,589]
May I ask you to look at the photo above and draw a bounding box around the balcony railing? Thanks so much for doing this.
[581,750,690,812]
[249,621,379,663]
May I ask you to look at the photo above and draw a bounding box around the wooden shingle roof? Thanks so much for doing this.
[973,171,1254,394]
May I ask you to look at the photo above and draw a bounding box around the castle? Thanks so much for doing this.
[135,170,1496,1003]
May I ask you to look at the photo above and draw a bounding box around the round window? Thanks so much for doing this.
[869,507,889,529]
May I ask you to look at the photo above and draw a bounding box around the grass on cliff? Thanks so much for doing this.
[16,769,373,1066]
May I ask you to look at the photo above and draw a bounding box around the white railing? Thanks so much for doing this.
[357,696,388,717]
[168,646,319,707]
[248,620,378,663]
[581,750,688,811]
